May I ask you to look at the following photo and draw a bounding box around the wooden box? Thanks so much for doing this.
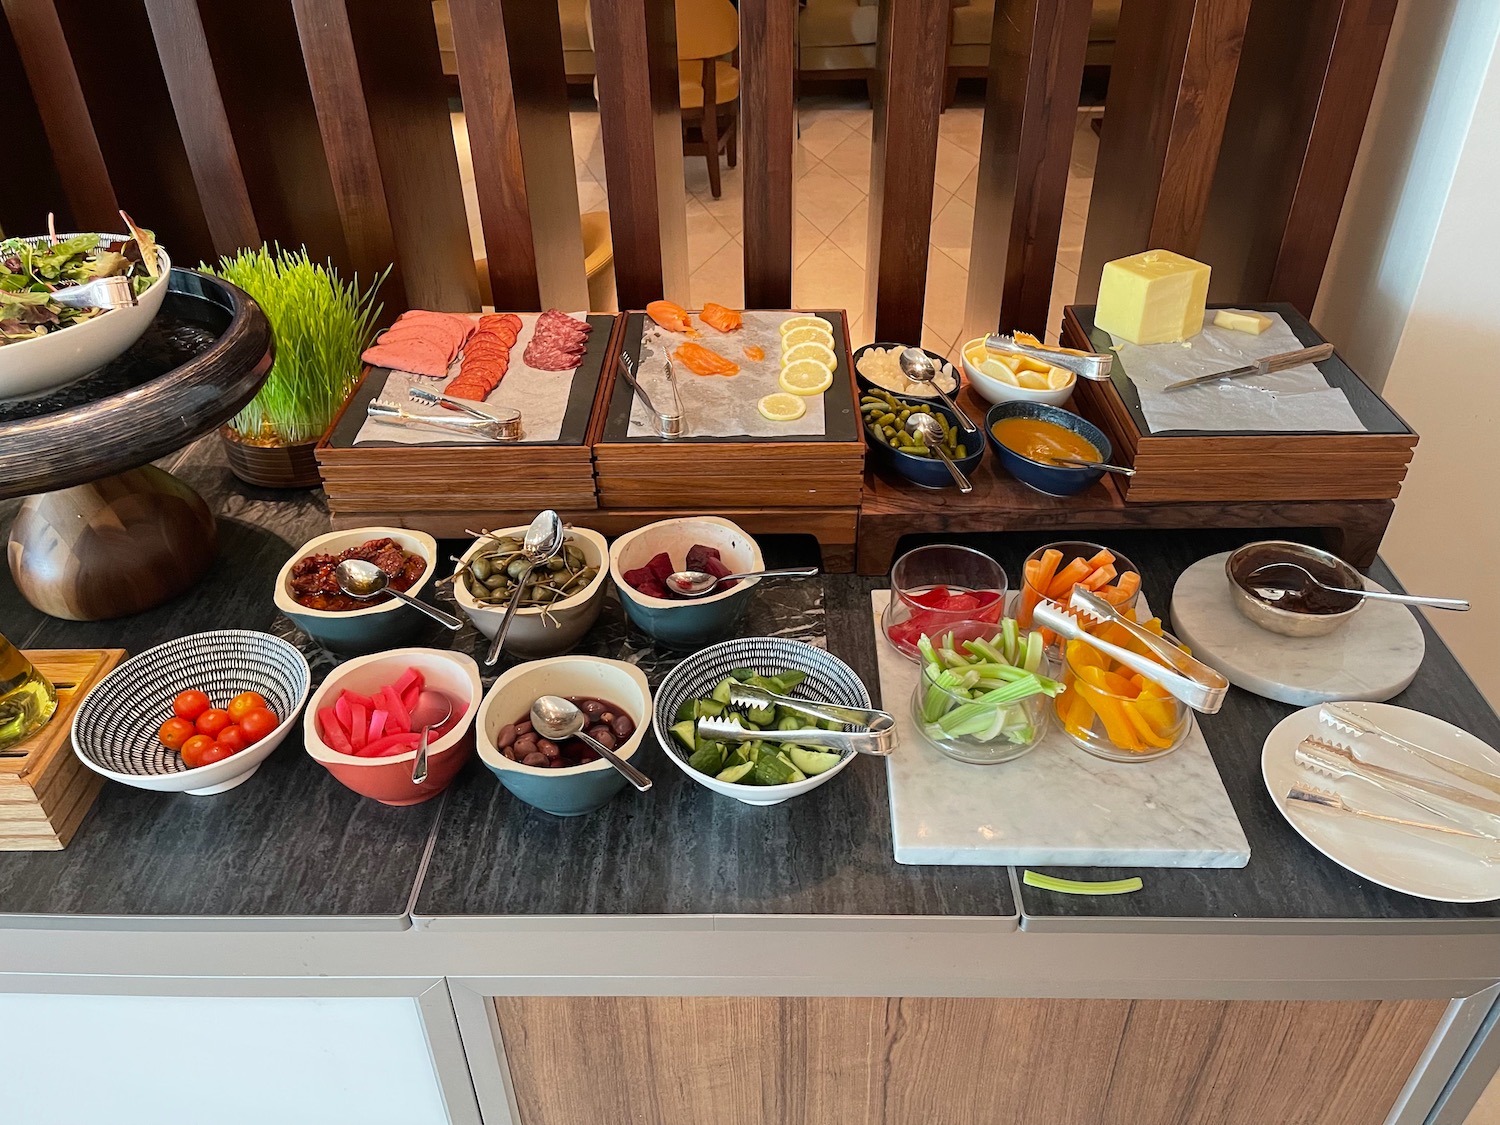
[0,648,124,850]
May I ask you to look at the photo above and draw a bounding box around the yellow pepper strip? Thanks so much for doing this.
[1055,686,1094,735]
[1075,668,1143,750]
[1122,701,1173,749]
[1098,668,1137,696]
[1131,693,1179,738]
[1065,637,1106,670]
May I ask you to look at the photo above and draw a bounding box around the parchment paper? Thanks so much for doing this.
[1109,311,1367,434]
[354,312,587,445]
[627,311,828,438]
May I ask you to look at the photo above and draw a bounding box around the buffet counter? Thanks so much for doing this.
[2,439,1498,1125]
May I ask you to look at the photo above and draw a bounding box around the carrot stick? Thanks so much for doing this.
[1030,549,1063,594]
[1081,563,1117,591]
[1086,548,1115,570]
[1046,557,1092,599]
[1114,571,1141,598]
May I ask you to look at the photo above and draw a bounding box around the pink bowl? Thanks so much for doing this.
[303,648,481,805]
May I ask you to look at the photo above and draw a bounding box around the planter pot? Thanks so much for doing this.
[220,427,322,489]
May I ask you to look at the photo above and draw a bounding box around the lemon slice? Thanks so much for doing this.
[779,315,833,338]
[1046,365,1075,390]
[757,392,807,421]
[780,341,836,370]
[782,327,835,353]
[779,360,834,396]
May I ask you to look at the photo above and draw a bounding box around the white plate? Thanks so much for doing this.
[1263,702,1500,902]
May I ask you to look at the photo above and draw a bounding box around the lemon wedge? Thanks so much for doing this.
[780,341,836,370]
[979,357,1020,386]
[779,315,833,338]
[1046,365,1075,390]
[779,360,834,396]
[782,325,835,351]
[757,392,807,421]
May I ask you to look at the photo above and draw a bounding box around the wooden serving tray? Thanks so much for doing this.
[0,648,125,850]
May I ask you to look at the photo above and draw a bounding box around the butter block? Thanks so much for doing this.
[1213,309,1272,335]
[1095,249,1211,345]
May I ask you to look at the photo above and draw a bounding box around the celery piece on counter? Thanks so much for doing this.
[1022,871,1144,895]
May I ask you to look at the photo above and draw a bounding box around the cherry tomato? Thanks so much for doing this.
[197,742,235,766]
[172,689,211,721]
[227,691,267,723]
[179,734,217,768]
[195,708,233,738]
[158,717,196,751]
[215,726,248,754]
[237,707,280,744]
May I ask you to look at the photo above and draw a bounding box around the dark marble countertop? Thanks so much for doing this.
[3,443,1499,933]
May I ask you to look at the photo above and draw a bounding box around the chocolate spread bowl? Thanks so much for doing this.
[1224,540,1365,638]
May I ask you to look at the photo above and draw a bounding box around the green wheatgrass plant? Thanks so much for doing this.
[206,246,386,445]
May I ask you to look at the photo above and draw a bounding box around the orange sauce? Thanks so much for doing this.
[990,417,1098,465]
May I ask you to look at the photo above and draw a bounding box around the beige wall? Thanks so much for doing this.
[1316,0,1500,708]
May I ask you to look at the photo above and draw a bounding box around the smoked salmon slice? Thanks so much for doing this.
[673,341,739,376]
[699,302,743,332]
[646,300,693,332]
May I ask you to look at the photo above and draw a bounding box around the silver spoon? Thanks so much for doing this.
[334,559,464,629]
[1248,561,1470,611]
[408,689,453,785]
[485,510,564,666]
[664,565,819,598]
[530,695,651,792]
[905,412,973,493]
[1046,454,1136,477]
[898,346,976,432]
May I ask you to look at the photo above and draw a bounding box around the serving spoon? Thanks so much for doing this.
[334,559,464,629]
[905,412,973,493]
[485,510,564,666]
[898,347,977,432]
[530,695,651,792]
[408,689,453,785]
[664,566,819,598]
[1046,454,1136,477]
[1247,561,1470,611]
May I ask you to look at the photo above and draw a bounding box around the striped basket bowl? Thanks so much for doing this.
[652,637,870,806]
[72,630,312,796]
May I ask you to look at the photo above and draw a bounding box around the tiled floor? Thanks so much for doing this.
[453,92,1099,358]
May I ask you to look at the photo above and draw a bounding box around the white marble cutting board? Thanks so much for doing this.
[874,591,1250,868]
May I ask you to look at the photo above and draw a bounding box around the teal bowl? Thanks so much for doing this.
[476,656,652,817]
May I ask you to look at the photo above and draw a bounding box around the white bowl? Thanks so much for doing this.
[960,338,1076,407]
[452,526,608,657]
[0,235,171,400]
[273,527,439,654]
[476,656,652,816]
[71,630,311,795]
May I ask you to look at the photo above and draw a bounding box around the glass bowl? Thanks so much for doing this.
[1053,618,1190,762]
[1018,540,1141,655]
[911,659,1049,764]
[883,544,1006,660]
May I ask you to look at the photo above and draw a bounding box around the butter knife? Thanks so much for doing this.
[1162,342,1335,392]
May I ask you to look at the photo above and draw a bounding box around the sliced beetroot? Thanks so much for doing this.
[701,554,736,590]
[623,566,655,590]
[685,543,721,573]
[647,552,675,581]
[638,579,671,599]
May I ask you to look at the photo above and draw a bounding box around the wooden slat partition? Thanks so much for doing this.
[290,0,406,309]
[450,0,586,312]
[2,0,119,229]
[738,0,797,309]
[592,0,690,308]
[142,0,260,255]
[865,0,949,344]
[962,0,1092,342]
[1076,0,1251,301]
[0,11,72,236]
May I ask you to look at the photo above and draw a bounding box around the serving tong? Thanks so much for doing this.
[619,349,683,438]
[1031,590,1228,713]
[726,682,895,733]
[1320,704,1500,799]
[48,274,138,311]
[697,713,895,758]
[983,333,1113,381]
[366,390,523,442]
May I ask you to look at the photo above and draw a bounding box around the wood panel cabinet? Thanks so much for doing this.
[493,995,1444,1125]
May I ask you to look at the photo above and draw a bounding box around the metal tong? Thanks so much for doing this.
[1163,343,1336,392]
[697,713,895,757]
[366,399,522,442]
[1286,785,1500,858]
[619,349,683,437]
[49,274,137,311]
[1032,598,1227,713]
[983,332,1113,381]
[726,681,896,734]
[1319,704,1500,799]
[408,386,523,433]
[1295,736,1500,838]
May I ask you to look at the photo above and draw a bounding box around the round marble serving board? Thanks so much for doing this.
[1169,551,1425,707]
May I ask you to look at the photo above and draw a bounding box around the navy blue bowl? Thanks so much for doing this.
[864,391,984,489]
[852,341,965,400]
[984,402,1112,496]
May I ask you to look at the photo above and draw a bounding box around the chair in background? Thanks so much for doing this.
[676,0,740,198]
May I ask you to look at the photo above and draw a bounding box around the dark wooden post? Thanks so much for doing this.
[593,0,691,308]
[865,0,950,343]
[739,0,797,309]
[1076,0,1251,301]
[962,0,1092,342]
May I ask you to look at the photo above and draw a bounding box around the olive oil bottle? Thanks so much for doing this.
[0,634,56,753]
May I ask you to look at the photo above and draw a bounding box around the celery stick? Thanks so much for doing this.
[1002,618,1020,664]
[1023,871,1143,895]
[1024,629,1044,673]
[916,633,941,668]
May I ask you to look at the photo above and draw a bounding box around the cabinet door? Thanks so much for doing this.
[491,995,1445,1125]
